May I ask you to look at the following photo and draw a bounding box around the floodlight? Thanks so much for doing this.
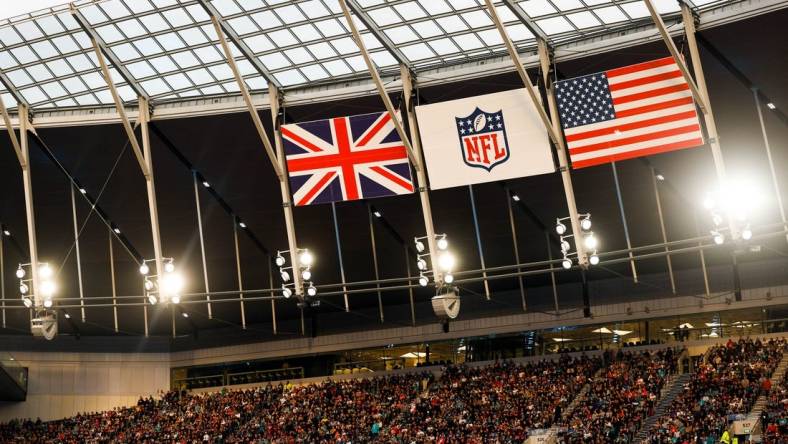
[589,254,600,265]
[299,251,313,267]
[160,273,184,295]
[139,263,150,275]
[202,181,210,188]
[512,194,520,202]
[438,252,455,271]
[373,210,382,218]
[113,228,121,234]
[444,273,454,284]
[302,270,312,281]
[281,270,290,282]
[164,262,175,273]
[15,267,25,279]
[556,222,566,235]
[560,240,570,253]
[79,188,87,194]
[182,312,189,318]
[561,258,572,269]
[583,234,598,250]
[43,298,52,308]
[239,222,247,228]
[712,231,725,245]
[416,258,427,271]
[437,237,449,251]
[418,275,429,287]
[22,297,32,308]
[307,284,317,297]
[3,230,10,236]
[275,255,286,266]
[656,174,665,181]
[282,286,292,298]
[64,313,71,319]
[767,102,776,110]
[19,283,28,294]
[39,264,52,279]
[703,196,716,210]
[147,294,158,305]
[580,216,591,231]
[742,226,753,240]
[144,279,154,291]
[40,280,56,297]
[415,240,425,253]
[171,295,181,304]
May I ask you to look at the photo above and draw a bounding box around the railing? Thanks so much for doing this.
[333,358,406,374]
[173,367,304,391]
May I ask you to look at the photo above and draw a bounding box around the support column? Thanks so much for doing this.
[469,185,490,299]
[611,163,638,282]
[505,189,527,311]
[70,186,86,322]
[0,230,4,329]
[17,105,41,306]
[108,228,118,333]
[269,85,304,297]
[546,231,559,314]
[331,202,349,311]
[752,89,788,243]
[139,97,165,286]
[233,222,246,330]
[404,245,416,326]
[652,168,677,294]
[193,172,212,318]
[368,207,384,323]
[268,255,277,334]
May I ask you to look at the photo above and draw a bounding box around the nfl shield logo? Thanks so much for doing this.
[455,107,510,172]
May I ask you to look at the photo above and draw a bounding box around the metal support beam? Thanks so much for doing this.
[0,95,23,166]
[483,0,562,148]
[469,185,490,299]
[753,89,788,243]
[500,0,550,45]
[108,228,118,333]
[15,104,41,306]
[644,0,707,113]
[404,245,416,326]
[344,0,411,68]
[71,7,148,100]
[545,231,559,314]
[505,188,527,312]
[331,202,349,312]
[211,15,283,180]
[1,230,4,329]
[270,85,305,297]
[368,207,384,323]
[611,162,638,282]
[0,69,26,107]
[192,172,212,318]
[233,221,246,330]
[70,186,86,322]
[537,40,589,266]
[268,256,277,334]
[338,0,420,169]
[400,66,442,283]
[652,168,677,294]
[139,96,166,288]
[197,0,282,89]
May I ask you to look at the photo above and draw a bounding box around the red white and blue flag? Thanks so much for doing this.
[556,57,704,168]
[282,111,414,206]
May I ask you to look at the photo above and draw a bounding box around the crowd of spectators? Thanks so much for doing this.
[762,366,788,443]
[559,348,678,443]
[648,338,785,443]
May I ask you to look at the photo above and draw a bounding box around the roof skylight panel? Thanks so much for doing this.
[520,0,559,17]
[273,68,306,86]
[566,11,603,28]
[384,25,419,44]
[6,69,34,87]
[593,6,628,23]
[548,0,585,11]
[536,16,575,34]
[19,86,48,104]
[35,15,66,35]
[300,0,333,19]
[15,21,44,40]
[314,18,346,37]
[0,26,24,46]
[299,63,330,81]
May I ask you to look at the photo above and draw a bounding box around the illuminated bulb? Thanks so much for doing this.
[113,228,121,234]
[712,214,723,226]
[275,255,286,267]
[742,227,753,240]
[302,270,312,281]
[3,230,9,236]
[299,251,313,267]
[555,222,567,235]
[182,312,189,318]
[589,254,600,265]
[40,280,56,297]
[64,313,71,319]
[43,298,52,308]
[307,284,317,297]
[415,240,425,253]
[713,231,725,245]
[418,275,429,287]
[580,217,592,231]
[239,222,247,228]
[139,263,150,275]
[22,297,32,308]
[373,211,382,218]
[437,237,448,251]
[703,196,716,210]
[416,258,427,271]
[656,174,665,181]
[202,181,210,188]
[171,295,181,304]
[19,283,28,294]
[438,252,455,272]
[144,279,154,291]
[164,262,175,273]
[561,258,572,270]
[39,264,53,279]
[444,273,454,284]
[281,270,291,282]
[147,294,158,305]
[560,240,571,253]
[282,286,292,298]
[767,102,776,110]
[79,188,87,194]
[584,234,598,250]
[512,194,520,202]
[160,273,184,295]
[16,267,25,279]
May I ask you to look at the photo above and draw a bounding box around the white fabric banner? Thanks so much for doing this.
[415,88,554,190]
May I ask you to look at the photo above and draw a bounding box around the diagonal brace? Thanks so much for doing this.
[0,96,24,167]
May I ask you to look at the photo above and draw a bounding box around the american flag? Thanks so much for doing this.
[282,111,414,206]
[555,57,704,169]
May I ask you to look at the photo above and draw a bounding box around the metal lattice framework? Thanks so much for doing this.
[0,0,756,115]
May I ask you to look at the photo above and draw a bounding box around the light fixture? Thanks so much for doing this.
[589,254,600,265]
[418,275,428,287]
[164,262,175,273]
[583,234,598,250]
[299,251,314,267]
[282,286,292,298]
[281,270,290,282]
[656,173,665,181]
[767,102,776,110]
[580,216,592,231]
[43,298,52,308]
[703,196,716,210]
[113,228,121,234]
[64,313,71,319]
[39,264,53,279]
[444,273,454,284]
[22,297,32,308]
[40,281,56,297]
[712,231,725,245]
[202,181,210,188]
[15,267,25,279]
[416,258,427,271]
[560,240,570,253]
[275,255,286,267]
[555,221,566,235]
[182,312,189,318]
[147,294,158,305]
[415,240,425,253]
[512,194,520,202]
[301,270,312,281]
[437,237,449,251]
[3,230,10,236]
[239,222,247,228]
[712,214,723,226]
[373,210,382,218]
[139,263,150,275]
[144,279,154,291]
[171,295,181,304]
[438,252,455,271]
[307,283,317,297]
[561,258,572,269]
[160,273,184,295]
[79,188,87,194]
[19,283,28,294]
[742,226,753,240]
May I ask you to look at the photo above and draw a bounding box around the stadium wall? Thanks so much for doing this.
[0,352,169,422]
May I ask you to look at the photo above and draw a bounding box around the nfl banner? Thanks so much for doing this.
[415,89,554,190]
[282,111,414,206]
[555,57,704,168]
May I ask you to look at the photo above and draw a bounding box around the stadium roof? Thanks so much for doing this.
[0,0,780,125]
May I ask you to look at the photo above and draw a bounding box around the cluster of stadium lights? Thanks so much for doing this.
[414,234,456,286]
[139,258,184,305]
[16,262,56,308]
[556,213,599,269]
[276,248,316,298]
[702,182,756,244]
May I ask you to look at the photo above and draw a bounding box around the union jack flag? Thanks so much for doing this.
[282,111,414,206]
